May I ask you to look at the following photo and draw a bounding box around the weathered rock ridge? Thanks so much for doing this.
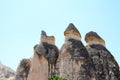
[16,23,120,80]
[0,62,15,79]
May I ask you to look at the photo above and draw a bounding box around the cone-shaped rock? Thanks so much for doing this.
[57,23,96,80]
[64,23,81,42]
[64,23,81,37]
[85,31,119,80]
[85,31,105,46]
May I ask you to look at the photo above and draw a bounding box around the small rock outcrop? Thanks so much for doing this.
[85,31,119,80]
[15,58,31,80]
[57,23,96,80]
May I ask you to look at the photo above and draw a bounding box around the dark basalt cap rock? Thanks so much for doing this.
[41,30,47,36]
[85,31,105,45]
[64,23,81,38]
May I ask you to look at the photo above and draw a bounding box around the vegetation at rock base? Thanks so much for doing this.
[49,75,67,80]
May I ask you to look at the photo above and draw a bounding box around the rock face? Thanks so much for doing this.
[27,31,59,80]
[85,31,119,80]
[57,23,96,80]
[16,23,120,80]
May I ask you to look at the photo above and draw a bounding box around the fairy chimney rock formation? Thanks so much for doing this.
[27,31,49,80]
[40,31,59,76]
[16,23,120,80]
[85,31,119,80]
[58,23,96,80]
[64,23,81,42]
[27,30,59,80]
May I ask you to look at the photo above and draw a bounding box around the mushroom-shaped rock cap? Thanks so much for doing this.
[64,23,81,38]
[46,36,55,41]
[41,30,55,41]
[40,30,55,45]
[85,31,105,45]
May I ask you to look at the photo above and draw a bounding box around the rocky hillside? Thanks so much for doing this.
[0,62,15,80]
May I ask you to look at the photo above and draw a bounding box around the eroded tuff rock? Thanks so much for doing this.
[27,31,59,80]
[57,23,96,80]
[16,23,120,80]
[15,58,31,80]
[85,31,119,80]
[27,46,48,80]
[40,31,59,76]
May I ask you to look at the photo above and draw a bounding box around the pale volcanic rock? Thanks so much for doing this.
[27,49,48,80]
[85,31,119,80]
[57,23,96,80]
[27,30,59,80]
[15,24,120,80]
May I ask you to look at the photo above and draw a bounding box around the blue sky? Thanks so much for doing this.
[0,0,120,70]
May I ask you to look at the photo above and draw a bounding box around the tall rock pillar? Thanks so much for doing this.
[57,23,96,80]
[85,31,119,80]
[27,31,59,80]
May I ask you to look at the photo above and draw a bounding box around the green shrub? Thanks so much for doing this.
[48,75,67,80]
